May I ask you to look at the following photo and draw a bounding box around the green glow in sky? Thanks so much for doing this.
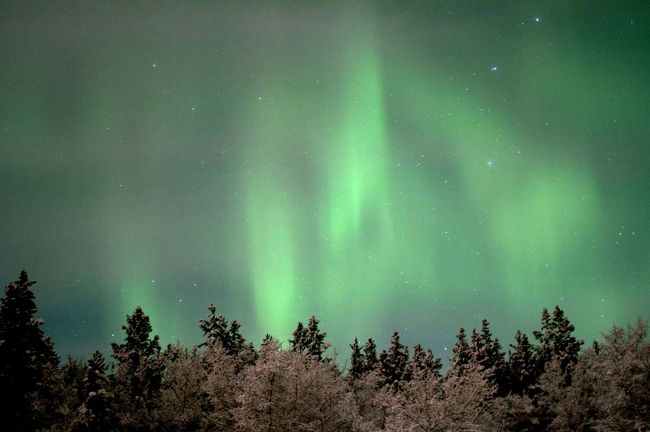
[0,1,648,358]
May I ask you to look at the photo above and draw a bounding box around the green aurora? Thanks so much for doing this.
[1,1,649,358]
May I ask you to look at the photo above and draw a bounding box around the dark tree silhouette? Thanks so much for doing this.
[289,320,307,352]
[410,343,442,379]
[449,327,471,377]
[3,275,645,432]
[290,316,329,360]
[348,337,364,380]
[111,306,163,431]
[363,338,379,373]
[199,304,254,363]
[533,306,583,383]
[379,331,409,387]
[508,330,537,395]
[0,270,59,431]
[199,304,229,348]
[470,319,507,394]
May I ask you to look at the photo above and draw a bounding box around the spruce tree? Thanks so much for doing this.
[349,337,364,380]
[470,328,483,363]
[533,307,553,376]
[71,351,116,432]
[0,270,59,432]
[508,330,536,395]
[472,319,507,394]
[199,305,253,362]
[261,333,275,348]
[533,306,583,383]
[228,320,245,355]
[379,332,409,387]
[290,316,329,360]
[199,304,229,349]
[449,327,471,376]
[304,315,329,360]
[550,306,583,376]
[111,306,163,431]
[289,321,307,353]
[363,338,379,372]
[410,343,442,379]
[61,356,87,419]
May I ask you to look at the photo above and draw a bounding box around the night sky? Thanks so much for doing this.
[1,1,649,360]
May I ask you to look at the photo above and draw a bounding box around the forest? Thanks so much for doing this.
[1,270,648,432]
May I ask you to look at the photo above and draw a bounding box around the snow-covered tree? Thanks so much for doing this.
[70,351,117,432]
[235,348,354,431]
[154,344,209,431]
[382,361,500,431]
[551,320,650,431]
[202,342,240,431]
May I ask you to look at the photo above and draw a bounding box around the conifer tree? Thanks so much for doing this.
[533,306,583,383]
[60,356,87,425]
[261,333,275,348]
[410,343,442,379]
[111,306,163,431]
[471,319,507,393]
[470,328,483,361]
[349,337,364,380]
[304,315,329,359]
[228,319,245,354]
[199,305,253,362]
[363,338,379,372]
[289,321,307,353]
[533,308,553,374]
[0,270,59,431]
[379,332,409,387]
[550,306,583,375]
[290,316,329,360]
[199,304,230,349]
[449,327,471,376]
[71,351,116,432]
[508,330,536,395]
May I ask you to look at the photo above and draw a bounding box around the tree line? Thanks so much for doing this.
[1,270,648,431]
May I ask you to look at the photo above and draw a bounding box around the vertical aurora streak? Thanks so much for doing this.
[244,78,302,338]
[319,15,397,335]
